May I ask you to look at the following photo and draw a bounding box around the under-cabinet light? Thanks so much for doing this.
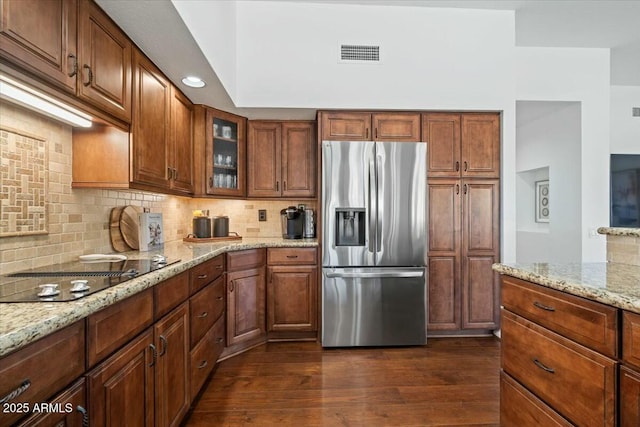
[0,75,92,128]
[181,76,206,88]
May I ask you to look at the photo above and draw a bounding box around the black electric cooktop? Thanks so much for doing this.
[0,256,180,303]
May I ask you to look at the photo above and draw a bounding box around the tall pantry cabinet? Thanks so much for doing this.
[425,113,501,334]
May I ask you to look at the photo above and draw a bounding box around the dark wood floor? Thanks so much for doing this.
[184,337,500,427]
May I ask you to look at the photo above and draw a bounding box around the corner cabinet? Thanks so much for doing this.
[193,106,247,198]
[247,120,316,198]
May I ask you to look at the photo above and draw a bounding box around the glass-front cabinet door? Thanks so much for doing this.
[206,108,246,197]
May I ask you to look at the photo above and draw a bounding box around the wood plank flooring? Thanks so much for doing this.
[184,337,500,427]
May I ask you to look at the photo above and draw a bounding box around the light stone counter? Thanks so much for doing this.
[597,227,640,237]
[0,238,317,357]
[493,262,640,313]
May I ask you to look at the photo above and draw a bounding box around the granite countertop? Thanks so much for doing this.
[597,227,640,237]
[0,238,317,357]
[493,262,640,313]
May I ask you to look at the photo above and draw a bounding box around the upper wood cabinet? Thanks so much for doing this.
[319,111,420,142]
[169,86,194,194]
[77,0,132,122]
[0,0,78,93]
[192,106,247,198]
[423,113,500,178]
[247,120,316,198]
[1,0,132,123]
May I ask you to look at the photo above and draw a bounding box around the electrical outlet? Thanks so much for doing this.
[258,209,267,221]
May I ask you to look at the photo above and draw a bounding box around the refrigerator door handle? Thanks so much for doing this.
[375,151,383,253]
[368,152,376,254]
[324,270,424,279]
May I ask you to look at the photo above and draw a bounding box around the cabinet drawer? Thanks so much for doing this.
[0,321,85,427]
[190,316,225,399]
[16,378,86,427]
[623,311,640,369]
[227,248,266,271]
[267,247,317,265]
[502,276,618,357]
[190,275,225,348]
[87,289,153,367]
[501,310,616,427]
[501,371,572,427]
[155,271,190,319]
[190,255,225,294]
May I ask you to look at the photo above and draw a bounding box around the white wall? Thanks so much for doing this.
[172,0,238,100]
[516,47,610,262]
[515,102,582,263]
[611,85,640,154]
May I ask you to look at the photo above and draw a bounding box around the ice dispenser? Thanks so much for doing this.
[335,208,366,246]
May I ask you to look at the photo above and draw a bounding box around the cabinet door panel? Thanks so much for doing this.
[428,179,460,253]
[267,265,317,332]
[372,113,420,142]
[320,112,371,141]
[282,121,316,197]
[227,266,266,346]
[78,0,131,122]
[155,303,190,427]
[461,114,500,178]
[463,180,500,254]
[620,365,640,427]
[463,255,498,329]
[170,86,194,193]
[247,122,280,197]
[427,256,460,331]
[132,49,171,188]
[87,328,154,427]
[423,113,461,177]
[0,0,77,92]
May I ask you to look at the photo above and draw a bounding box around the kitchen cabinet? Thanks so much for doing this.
[427,179,500,333]
[0,0,78,93]
[87,328,155,427]
[0,321,85,427]
[319,111,421,142]
[193,106,247,197]
[423,113,500,178]
[622,311,640,426]
[131,49,193,194]
[224,249,267,355]
[500,275,618,427]
[247,120,316,198]
[77,0,132,122]
[0,0,132,123]
[16,378,88,427]
[266,248,318,339]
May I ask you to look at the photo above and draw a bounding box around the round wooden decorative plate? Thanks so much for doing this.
[109,207,132,252]
[119,205,140,250]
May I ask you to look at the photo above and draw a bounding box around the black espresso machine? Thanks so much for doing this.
[280,206,304,239]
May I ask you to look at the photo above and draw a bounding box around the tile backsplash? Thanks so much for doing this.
[0,102,315,275]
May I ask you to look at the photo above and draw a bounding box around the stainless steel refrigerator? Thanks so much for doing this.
[321,140,427,347]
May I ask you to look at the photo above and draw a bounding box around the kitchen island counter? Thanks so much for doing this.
[0,238,317,357]
[493,261,640,314]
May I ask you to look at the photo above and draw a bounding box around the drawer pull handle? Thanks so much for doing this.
[159,335,168,357]
[215,265,223,270]
[198,311,208,318]
[533,301,556,312]
[533,358,555,374]
[216,337,224,344]
[0,379,31,404]
[216,296,224,301]
[286,255,299,259]
[77,405,89,427]
[149,344,157,367]
[198,360,208,369]
[198,274,208,280]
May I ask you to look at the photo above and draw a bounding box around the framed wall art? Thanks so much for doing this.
[535,180,550,223]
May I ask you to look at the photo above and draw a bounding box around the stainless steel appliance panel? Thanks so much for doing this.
[375,141,427,266]
[322,267,427,347]
[322,141,376,267]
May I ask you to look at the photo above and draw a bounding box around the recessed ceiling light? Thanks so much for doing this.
[182,76,206,88]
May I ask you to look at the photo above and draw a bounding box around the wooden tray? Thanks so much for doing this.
[183,233,242,243]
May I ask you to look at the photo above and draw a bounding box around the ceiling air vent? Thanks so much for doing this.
[633,107,640,117]
[339,44,381,63]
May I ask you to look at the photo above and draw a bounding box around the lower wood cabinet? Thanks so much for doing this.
[266,247,318,340]
[226,265,266,347]
[16,378,88,427]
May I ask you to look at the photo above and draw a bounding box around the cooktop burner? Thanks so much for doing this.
[0,256,180,303]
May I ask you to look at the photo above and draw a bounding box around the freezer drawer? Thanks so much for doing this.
[322,267,427,347]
